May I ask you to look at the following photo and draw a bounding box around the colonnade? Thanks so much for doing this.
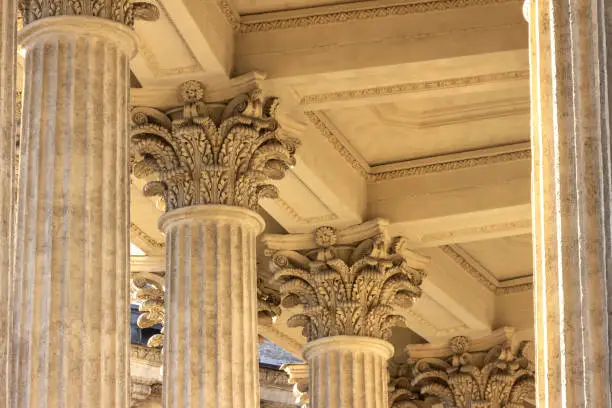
[0,0,610,407]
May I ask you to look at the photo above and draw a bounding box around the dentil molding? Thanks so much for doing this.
[217,0,522,34]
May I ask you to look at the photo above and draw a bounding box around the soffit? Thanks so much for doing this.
[320,89,530,166]
[457,234,533,282]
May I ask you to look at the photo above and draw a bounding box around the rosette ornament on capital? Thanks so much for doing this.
[265,220,429,342]
[130,80,299,212]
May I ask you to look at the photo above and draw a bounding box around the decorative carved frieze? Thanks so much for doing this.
[18,0,159,27]
[131,344,162,365]
[237,0,522,34]
[132,272,165,348]
[265,219,429,342]
[259,367,292,390]
[402,328,535,408]
[131,80,299,212]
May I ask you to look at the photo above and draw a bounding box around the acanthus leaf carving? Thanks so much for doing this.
[257,277,281,326]
[407,335,535,408]
[131,272,165,348]
[18,0,159,27]
[131,81,298,213]
[266,222,429,342]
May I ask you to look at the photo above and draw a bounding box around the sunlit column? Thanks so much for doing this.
[0,0,18,406]
[524,0,612,405]
[131,80,299,408]
[265,221,429,408]
[9,3,140,406]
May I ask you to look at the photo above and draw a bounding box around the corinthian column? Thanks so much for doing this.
[9,2,144,406]
[131,80,299,408]
[0,0,17,406]
[264,222,429,408]
[524,0,612,406]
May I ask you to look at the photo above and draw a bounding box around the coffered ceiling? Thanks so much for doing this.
[127,0,535,356]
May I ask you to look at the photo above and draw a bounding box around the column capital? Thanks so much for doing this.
[18,0,159,28]
[264,220,429,342]
[131,272,165,348]
[257,277,281,326]
[131,80,299,213]
[394,328,535,407]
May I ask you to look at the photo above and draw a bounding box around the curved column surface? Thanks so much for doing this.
[525,0,612,406]
[0,0,17,406]
[10,17,137,407]
[304,336,394,408]
[160,205,265,408]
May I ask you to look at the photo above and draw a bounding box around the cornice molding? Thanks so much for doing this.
[305,110,531,182]
[300,71,529,106]
[130,222,165,250]
[440,245,533,295]
[305,111,369,179]
[418,218,532,245]
[217,0,241,30]
[234,0,522,34]
[274,196,339,225]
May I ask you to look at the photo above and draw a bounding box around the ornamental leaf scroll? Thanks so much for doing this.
[130,81,298,212]
[269,225,428,342]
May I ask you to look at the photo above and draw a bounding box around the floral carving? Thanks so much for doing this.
[388,362,428,408]
[258,277,281,326]
[131,81,298,212]
[132,273,165,348]
[410,338,535,407]
[267,221,428,342]
[18,0,159,26]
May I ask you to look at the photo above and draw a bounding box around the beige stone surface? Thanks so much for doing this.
[304,336,393,408]
[9,15,137,407]
[160,205,264,408]
[0,1,17,406]
[526,0,612,405]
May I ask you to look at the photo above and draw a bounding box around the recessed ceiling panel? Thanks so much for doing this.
[458,234,533,281]
[322,101,529,166]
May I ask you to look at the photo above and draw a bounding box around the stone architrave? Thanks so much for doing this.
[282,364,310,408]
[0,0,17,406]
[131,80,299,408]
[265,221,429,408]
[524,0,612,405]
[8,1,156,406]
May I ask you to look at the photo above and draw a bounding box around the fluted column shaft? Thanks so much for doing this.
[10,17,137,407]
[304,336,393,408]
[525,0,612,406]
[0,0,17,406]
[160,205,264,408]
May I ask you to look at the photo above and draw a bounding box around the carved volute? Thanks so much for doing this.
[17,0,159,27]
[265,219,429,342]
[131,80,299,213]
